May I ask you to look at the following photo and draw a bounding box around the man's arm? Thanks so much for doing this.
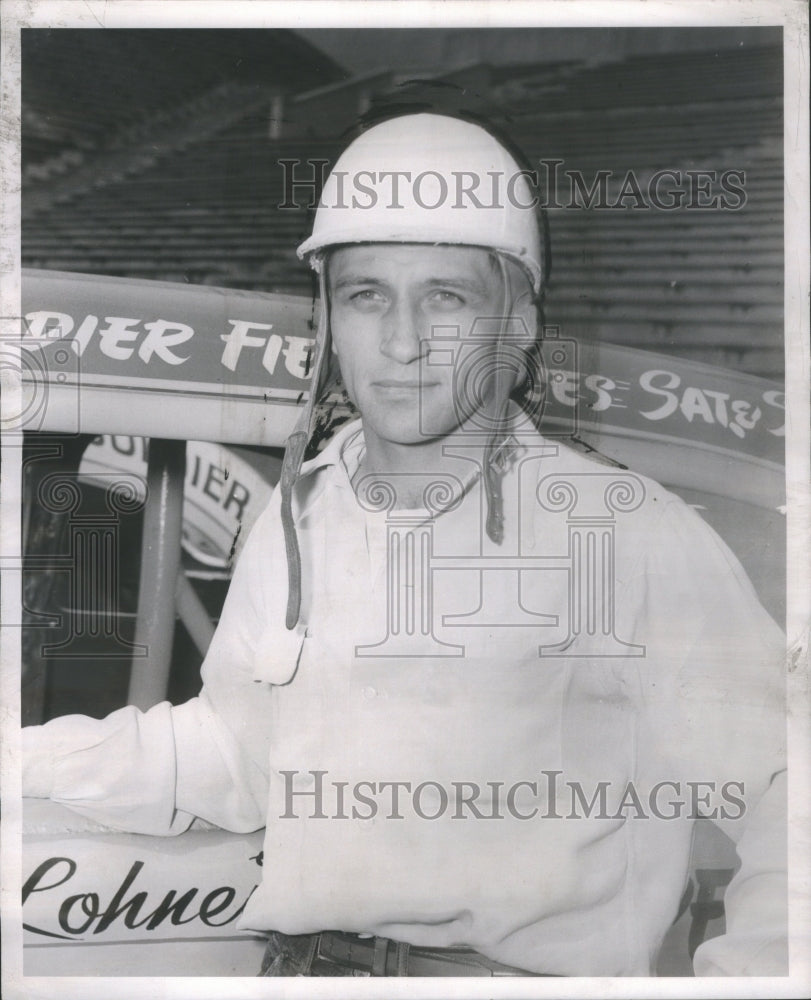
[22,491,286,835]
[22,701,195,835]
[627,491,787,975]
[693,768,788,975]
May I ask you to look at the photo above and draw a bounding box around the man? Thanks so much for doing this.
[22,112,786,977]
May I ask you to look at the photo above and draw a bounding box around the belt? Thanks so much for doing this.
[312,931,541,977]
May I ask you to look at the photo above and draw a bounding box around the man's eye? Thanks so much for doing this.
[350,289,383,302]
[428,290,465,308]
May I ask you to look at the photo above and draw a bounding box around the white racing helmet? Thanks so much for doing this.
[297,113,544,293]
[281,112,547,629]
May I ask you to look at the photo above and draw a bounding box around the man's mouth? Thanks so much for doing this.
[373,379,438,389]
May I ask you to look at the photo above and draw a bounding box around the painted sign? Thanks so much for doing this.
[538,332,784,463]
[18,271,783,501]
[23,800,264,970]
[79,435,279,567]
[19,269,324,446]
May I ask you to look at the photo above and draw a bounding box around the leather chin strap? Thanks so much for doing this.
[281,265,331,630]
[482,253,518,545]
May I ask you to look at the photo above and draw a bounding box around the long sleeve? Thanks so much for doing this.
[22,701,194,835]
[625,491,787,975]
[693,768,788,975]
[22,489,287,835]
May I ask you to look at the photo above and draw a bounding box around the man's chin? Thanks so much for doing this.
[361,419,455,451]
[360,408,495,448]
[378,430,444,447]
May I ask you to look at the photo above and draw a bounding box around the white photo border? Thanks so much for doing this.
[1,2,808,998]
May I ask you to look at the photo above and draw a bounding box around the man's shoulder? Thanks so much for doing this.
[513,434,728,571]
[517,434,677,511]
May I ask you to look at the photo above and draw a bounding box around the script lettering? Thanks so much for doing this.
[22,855,257,940]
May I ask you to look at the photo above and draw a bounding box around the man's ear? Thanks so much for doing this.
[515,296,538,352]
[506,261,539,351]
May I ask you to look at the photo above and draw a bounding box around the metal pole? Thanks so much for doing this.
[127,439,186,710]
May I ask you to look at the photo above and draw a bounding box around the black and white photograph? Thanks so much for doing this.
[1,1,808,996]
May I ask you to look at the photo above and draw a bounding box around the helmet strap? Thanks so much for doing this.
[483,253,517,545]
[280,264,332,629]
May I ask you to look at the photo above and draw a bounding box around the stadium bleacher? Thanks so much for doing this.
[21,29,345,164]
[21,38,783,379]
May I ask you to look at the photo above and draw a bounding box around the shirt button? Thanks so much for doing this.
[362,686,377,700]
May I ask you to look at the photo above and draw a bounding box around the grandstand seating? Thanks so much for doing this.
[492,44,783,109]
[21,42,784,379]
[21,29,345,167]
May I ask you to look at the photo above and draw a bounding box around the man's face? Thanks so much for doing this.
[328,244,523,452]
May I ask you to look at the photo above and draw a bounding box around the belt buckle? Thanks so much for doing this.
[316,932,374,976]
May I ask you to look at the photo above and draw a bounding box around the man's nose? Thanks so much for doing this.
[379,300,425,364]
